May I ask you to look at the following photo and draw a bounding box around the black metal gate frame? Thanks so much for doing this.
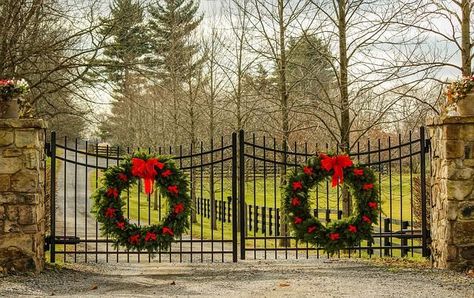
[46,128,430,263]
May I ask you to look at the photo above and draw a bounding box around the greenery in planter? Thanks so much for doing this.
[445,75,474,105]
[0,79,30,100]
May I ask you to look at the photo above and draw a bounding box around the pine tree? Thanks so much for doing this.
[97,0,150,146]
[287,34,334,102]
[148,0,203,145]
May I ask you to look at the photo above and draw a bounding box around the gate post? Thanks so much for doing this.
[239,130,246,260]
[427,116,474,270]
[231,132,238,262]
[0,119,47,273]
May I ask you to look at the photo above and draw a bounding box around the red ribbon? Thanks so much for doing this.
[131,158,164,195]
[320,154,353,187]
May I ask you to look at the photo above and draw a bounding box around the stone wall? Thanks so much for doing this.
[427,116,474,270]
[0,119,46,273]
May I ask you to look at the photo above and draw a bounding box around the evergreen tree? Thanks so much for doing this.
[148,0,203,144]
[286,34,334,104]
[97,0,150,146]
[99,0,150,85]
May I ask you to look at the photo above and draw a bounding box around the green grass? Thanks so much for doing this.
[87,169,423,257]
[91,172,418,221]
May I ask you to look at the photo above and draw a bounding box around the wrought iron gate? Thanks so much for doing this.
[238,128,430,260]
[46,128,430,263]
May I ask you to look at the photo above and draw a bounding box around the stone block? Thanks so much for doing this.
[446,245,458,261]
[0,175,10,191]
[450,167,474,180]
[5,205,18,222]
[459,201,474,220]
[464,159,474,167]
[446,180,473,200]
[460,125,474,142]
[21,193,40,204]
[15,129,39,148]
[23,150,39,170]
[10,170,38,193]
[0,157,21,174]
[446,201,458,220]
[443,125,461,140]
[0,233,42,273]
[2,149,22,157]
[453,221,474,245]
[21,224,39,234]
[18,205,36,225]
[0,193,17,204]
[3,220,20,233]
[441,140,465,159]
[0,131,14,146]
[465,142,474,159]
[460,245,474,260]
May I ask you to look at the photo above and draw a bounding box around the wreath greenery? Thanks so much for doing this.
[92,152,191,252]
[284,153,380,254]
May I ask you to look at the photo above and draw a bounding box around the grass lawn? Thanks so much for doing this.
[87,168,423,257]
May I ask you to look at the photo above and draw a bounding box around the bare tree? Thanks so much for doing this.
[0,0,105,133]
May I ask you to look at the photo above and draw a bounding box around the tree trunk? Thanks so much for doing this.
[236,28,244,233]
[461,0,472,76]
[338,0,352,216]
[278,0,291,247]
[189,89,198,224]
[210,100,217,230]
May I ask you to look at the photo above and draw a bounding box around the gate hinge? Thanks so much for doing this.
[424,139,431,153]
[44,235,80,251]
[45,142,51,157]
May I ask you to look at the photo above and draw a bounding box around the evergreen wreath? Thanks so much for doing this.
[284,153,380,254]
[92,152,191,252]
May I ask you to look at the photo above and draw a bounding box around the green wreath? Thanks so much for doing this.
[92,152,191,252]
[284,153,380,254]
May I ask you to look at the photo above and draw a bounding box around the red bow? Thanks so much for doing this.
[162,227,174,236]
[145,231,157,242]
[320,154,353,187]
[131,158,164,195]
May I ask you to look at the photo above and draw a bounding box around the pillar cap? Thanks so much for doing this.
[426,116,474,126]
[0,119,47,129]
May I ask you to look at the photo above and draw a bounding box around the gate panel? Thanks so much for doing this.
[238,128,430,260]
[47,132,238,263]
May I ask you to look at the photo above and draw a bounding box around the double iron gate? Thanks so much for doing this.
[46,128,430,263]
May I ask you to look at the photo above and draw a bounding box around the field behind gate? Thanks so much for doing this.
[47,129,430,263]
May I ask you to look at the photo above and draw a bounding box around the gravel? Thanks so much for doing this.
[0,259,473,297]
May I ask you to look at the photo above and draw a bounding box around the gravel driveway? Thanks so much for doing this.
[1,259,473,297]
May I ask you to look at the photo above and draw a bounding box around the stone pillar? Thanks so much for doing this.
[0,119,46,273]
[427,116,474,270]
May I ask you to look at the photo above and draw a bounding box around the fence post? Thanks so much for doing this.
[222,201,225,222]
[276,208,281,236]
[401,221,409,257]
[254,206,259,233]
[227,197,232,222]
[384,218,391,256]
[269,207,273,235]
[248,205,253,231]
